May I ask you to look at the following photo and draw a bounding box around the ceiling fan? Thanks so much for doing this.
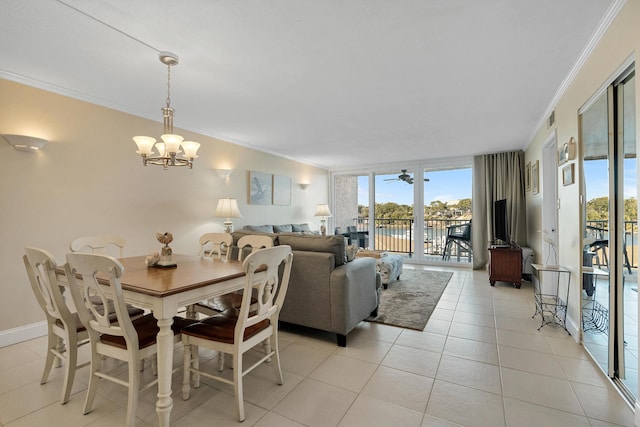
[384,169,429,184]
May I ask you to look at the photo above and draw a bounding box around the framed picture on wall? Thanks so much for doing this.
[563,163,575,186]
[272,174,291,205]
[525,162,531,192]
[532,160,539,194]
[248,171,272,205]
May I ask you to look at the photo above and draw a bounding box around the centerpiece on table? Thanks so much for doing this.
[146,232,177,268]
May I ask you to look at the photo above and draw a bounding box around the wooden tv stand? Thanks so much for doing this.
[489,246,522,288]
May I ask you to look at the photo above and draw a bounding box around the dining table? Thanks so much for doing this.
[56,253,250,427]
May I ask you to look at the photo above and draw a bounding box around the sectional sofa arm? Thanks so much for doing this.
[329,257,378,335]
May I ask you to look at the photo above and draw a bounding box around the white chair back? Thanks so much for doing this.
[64,253,137,347]
[24,246,89,404]
[24,247,71,329]
[199,233,232,259]
[70,234,126,258]
[237,245,293,329]
[236,235,274,261]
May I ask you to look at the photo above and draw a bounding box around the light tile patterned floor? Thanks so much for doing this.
[0,266,635,426]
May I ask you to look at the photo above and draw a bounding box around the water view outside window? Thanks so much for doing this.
[348,167,472,262]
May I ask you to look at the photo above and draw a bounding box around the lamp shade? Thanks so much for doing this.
[215,198,243,218]
[314,204,332,217]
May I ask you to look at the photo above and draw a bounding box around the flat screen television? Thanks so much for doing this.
[494,198,509,245]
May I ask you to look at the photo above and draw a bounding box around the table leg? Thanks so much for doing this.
[155,316,175,427]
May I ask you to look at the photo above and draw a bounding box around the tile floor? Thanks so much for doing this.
[0,265,636,426]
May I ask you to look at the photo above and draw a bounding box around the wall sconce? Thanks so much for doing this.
[299,183,309,190]
[2,134,48,152]
[215,169,233,179]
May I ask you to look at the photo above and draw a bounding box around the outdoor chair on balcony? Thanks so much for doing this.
[346,225,369,249]
[442,221,472,262]
[583,225,632,274]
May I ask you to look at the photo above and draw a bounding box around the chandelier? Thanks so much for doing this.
[133,52,200,169]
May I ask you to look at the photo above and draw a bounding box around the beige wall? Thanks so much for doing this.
[525,1,639,334]
[0,79,328,338]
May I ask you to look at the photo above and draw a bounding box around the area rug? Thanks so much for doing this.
[367,269,453,330]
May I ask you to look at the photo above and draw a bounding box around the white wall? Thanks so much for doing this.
[0,79,328,340]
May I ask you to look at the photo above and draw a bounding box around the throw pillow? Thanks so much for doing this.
[273,224,293,233]
[244,225,275,233]
[291,223,312,232]
[346,244,359,262]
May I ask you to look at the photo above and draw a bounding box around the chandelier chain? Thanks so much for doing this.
[166,63,172,108]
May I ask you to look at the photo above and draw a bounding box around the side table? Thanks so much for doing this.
[489,246,522,288]
[531,264,571,334]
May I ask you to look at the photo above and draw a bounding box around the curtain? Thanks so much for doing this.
[472,150,527,269]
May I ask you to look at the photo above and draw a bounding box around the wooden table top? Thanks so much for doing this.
[60,254,247,298]
[119,255,247,297]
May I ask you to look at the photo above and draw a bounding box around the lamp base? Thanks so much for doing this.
[320,220,326,236]
[223,220,233,234]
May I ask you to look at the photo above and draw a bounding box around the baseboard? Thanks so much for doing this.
[565,314,580,342]
[0,321,47,348]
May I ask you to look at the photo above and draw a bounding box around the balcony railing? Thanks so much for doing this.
[351,217,636,268]
[585,219,637,269]
[353,217,472,261]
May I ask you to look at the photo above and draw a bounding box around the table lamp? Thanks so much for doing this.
[314,204,333,236]
[215,198,243,233]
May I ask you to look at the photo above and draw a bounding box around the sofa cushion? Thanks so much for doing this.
[243,224,275,233]
[278,234,347,266]
[273,224,293,233]
[291,223,312,232]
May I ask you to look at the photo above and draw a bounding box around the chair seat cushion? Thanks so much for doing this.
[195,293,257,314]
[101,315,196,349]
[56,312,88,333]
[181,312,270,344]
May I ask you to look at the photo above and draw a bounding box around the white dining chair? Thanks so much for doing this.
[70,234,145,320]
[23,247,91,405]
[190,234,274,318]
[198,232,232,259]
[181,245,293,422]
[70,234,126,258]
[64,252,196,427]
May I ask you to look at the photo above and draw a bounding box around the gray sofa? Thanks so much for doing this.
[231,228,379,346]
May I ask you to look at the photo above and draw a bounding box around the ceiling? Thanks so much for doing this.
[0,0,617,170]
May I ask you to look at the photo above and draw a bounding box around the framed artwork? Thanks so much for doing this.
[532,160,539,194]
[248,171,272,205]
[525,162,531,192]
[272,174,291,205]
[563,163,575,186]
[557,137,577,165]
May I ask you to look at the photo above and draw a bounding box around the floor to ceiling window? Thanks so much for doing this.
[332,160,472,264]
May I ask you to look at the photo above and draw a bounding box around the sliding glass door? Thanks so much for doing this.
[581,65,637,402]
[333,161,472,264]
